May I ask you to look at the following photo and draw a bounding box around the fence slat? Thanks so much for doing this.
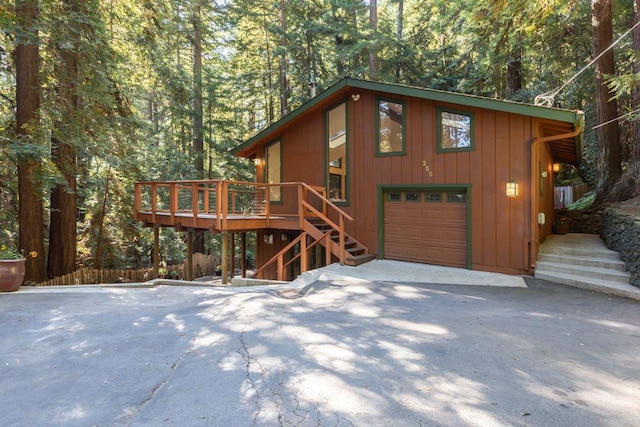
[36,254,219,287]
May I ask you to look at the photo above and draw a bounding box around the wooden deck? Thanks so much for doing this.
[134,180,372,282]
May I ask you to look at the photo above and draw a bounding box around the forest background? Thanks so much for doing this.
[1,0,640,282]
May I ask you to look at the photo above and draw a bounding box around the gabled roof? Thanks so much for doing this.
[231,77,584,161]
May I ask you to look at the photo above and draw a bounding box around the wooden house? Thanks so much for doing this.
[135,78,583,282]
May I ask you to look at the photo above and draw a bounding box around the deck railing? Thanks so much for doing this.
[134,179,356,278]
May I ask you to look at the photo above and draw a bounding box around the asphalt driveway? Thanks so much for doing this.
[1,278,639,426]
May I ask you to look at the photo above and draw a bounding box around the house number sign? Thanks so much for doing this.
[422,160,434,177]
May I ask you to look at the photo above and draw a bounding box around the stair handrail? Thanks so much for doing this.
[283,231,332,271]
[296,182,352,265]
[254,232,308,281]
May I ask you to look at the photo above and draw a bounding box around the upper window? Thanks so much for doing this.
[377,98,405,155]
[265,140,281,202]
[327,102,347,202]
[437,108,474,152]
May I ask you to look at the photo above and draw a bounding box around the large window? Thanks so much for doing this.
[327,102,347,202]
[377,98,405,155]
[437,108,474,152]
[265,140,281,202]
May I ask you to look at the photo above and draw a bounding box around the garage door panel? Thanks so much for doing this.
[384,190,468,268]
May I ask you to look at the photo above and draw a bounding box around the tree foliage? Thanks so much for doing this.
[1,0,639,276]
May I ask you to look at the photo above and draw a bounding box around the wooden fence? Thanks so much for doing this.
[36,253,220,287]
[554,183,590,209]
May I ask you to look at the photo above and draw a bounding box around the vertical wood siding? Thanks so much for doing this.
[264,89,550,275]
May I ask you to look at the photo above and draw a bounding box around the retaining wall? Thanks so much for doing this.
[602,208,640,287]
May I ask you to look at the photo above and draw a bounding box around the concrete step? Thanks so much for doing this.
[535,261,630,284]
[534,270,640,301]
[537,253,626,271]
[539,233,621,259]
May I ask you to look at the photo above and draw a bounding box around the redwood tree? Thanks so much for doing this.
[15,0,46,282]
[48,0,80,277]
[592,0,622,200]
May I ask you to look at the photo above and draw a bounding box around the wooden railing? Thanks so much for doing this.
[134,179,357,280]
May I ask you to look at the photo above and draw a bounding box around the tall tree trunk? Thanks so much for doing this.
[592,0,621,201]
[609,0,640,200]
[507,33,522,99]
[369,0,378,79]
[48,0,80,278]
[279,0,288,116]
[633,0,640,168]
[395,0,403,82]
[93,168,111,269]
[192,0,203,177]
[262,5,275,123]
[192,0,205,253]
[16,0,46,282]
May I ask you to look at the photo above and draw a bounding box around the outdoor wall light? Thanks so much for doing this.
[553,163,561,173]
[506,180,519,198]
[264,234,274,244]
[351,94,360,101]
[253,158,263,167]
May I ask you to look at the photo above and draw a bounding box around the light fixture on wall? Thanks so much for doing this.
[506,180,519,198]
[351,94,360,101]
[264,234,273,244]
[553,163,561,173]
[253,158,263,167]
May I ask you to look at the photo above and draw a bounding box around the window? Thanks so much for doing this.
[327,102,347,202]
[447,191,466,203]
[437,108,474,152]
[265,141,281,202]
[377,98,405,155]
[425,191,442,202]
[386,192,401,202]
[405,192,421,202]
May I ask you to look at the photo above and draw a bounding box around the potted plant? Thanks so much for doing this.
[552,215,570,235]
[215,265,222,276]
[158,261,168,279]
[168,270,179,280]
[0,244,38,292]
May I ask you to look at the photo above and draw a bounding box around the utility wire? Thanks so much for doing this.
[591,107,640,130]
[535,20,640,107]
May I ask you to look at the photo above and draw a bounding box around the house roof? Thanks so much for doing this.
[231,77,584,163]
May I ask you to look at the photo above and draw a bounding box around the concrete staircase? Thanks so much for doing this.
[535,233,640,301]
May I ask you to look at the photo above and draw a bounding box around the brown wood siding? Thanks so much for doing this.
[254,88,559,275]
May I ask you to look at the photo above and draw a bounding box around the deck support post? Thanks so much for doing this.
[241,232,247,278]
[187,229,194,281]
[221,231,229,285]
[153,225,160,278]
[231,232,236,279]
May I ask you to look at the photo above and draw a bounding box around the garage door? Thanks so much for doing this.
[384,189,468,268]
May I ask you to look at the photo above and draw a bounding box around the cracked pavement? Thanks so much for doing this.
[1,278,639,426]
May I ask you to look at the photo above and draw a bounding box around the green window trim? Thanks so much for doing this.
[325,100,349,205]
[436,107,475,153]
[265,140,283,204]
[376,97,406,156]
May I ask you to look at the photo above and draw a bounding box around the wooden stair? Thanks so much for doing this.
[304,218,375,266]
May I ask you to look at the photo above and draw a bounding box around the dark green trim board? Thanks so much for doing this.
[324,99,350,206]
[377,184,473,270]
[375,96,407,157]
[265,139,283,204]
[436,107,475,153]
[230,77,583,156]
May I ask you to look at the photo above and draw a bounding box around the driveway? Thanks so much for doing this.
[1,277,639,426]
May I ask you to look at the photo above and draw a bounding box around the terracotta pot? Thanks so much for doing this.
[0,258,26,292]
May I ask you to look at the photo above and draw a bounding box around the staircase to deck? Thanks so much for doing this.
[534,233,640,300]
[305,218,375,266]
